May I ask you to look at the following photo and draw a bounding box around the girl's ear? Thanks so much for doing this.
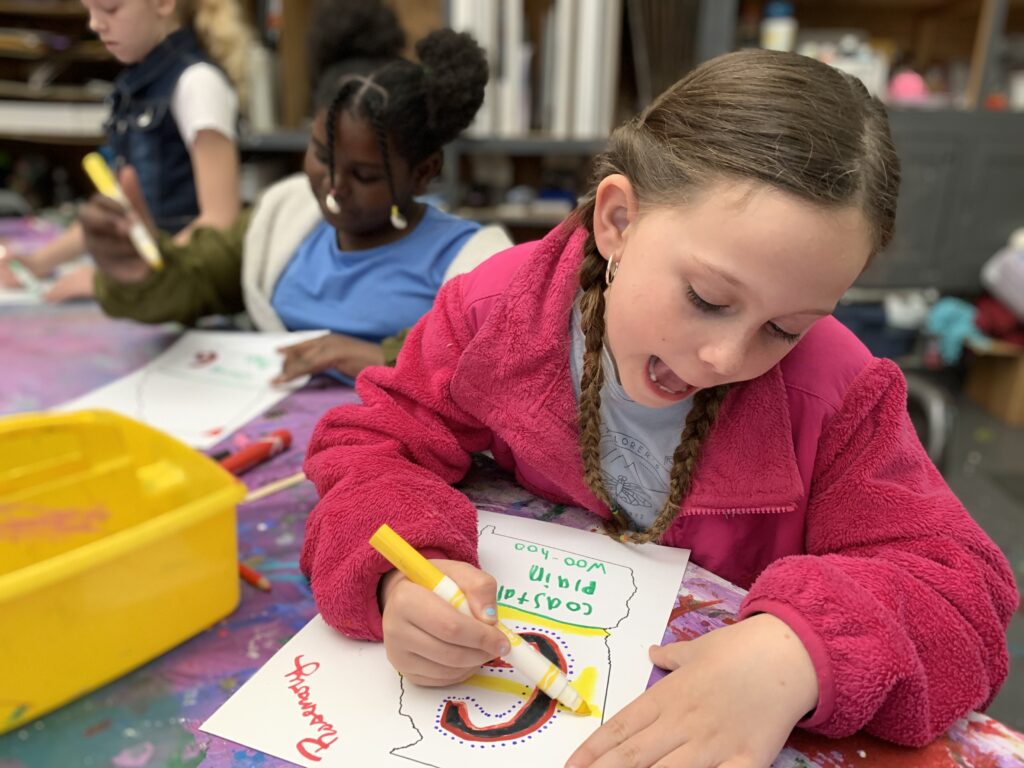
[592,174,637,262]
[411,151,443,196]
[156,0,178,20]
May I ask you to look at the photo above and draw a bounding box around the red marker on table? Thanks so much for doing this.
[219,429,292,475]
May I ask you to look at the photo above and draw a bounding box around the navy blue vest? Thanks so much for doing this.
[102,27,211,234]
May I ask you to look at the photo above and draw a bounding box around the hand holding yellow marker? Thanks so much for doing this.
[81,153,163,270]
[370,524,591,716]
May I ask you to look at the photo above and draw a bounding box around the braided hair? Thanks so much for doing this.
[309,3,488,222]
[573,49,900,543]
[577,229,729,544]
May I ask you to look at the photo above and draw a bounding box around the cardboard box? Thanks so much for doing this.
[965,340,1024,427]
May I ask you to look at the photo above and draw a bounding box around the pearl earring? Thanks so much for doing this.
[390,204,408,230]
[325,191,341,214]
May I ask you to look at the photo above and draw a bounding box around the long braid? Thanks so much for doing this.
[577,234,618,520]
[324,81,357,199]
[365,93,401,216]
[575,235,729,543]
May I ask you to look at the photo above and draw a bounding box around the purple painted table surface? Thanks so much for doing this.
[1,304,1021,768]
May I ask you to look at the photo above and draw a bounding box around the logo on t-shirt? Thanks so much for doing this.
[599,431,672,516]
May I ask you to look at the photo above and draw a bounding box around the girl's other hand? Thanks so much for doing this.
[565,613,819,768]
[379,558,510,687]
[273,333,386,384]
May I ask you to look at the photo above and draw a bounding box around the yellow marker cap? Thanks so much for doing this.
[370,524,445,591]
[82,152,122,200]
[81,152,163,270]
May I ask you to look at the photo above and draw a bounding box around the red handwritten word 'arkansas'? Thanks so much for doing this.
[285,655,338,762]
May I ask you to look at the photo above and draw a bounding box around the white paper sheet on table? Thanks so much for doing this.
[54,329,328,448]
[0,255,95,305]
[202,510,690,767]
[0,281,53,305]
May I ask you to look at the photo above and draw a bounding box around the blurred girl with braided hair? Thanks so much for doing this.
[82,0,508,384]
[302,49,1016,768]
[2,0,249,300]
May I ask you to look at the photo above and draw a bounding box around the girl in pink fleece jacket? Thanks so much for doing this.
[302,50,1017,768]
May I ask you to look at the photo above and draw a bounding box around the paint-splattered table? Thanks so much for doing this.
[1,303,1021,768]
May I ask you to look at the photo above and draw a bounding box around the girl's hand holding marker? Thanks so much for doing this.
[371,524,590,715]
[81,153,163,271]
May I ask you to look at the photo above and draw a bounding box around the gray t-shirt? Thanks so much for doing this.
[569,296,692,530]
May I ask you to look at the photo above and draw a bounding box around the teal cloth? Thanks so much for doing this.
[924,297,990,364]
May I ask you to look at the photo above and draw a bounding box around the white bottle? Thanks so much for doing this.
[761,1,798,53]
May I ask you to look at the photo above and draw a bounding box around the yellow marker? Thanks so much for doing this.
[370,524,591,716]
[81,152,163,270]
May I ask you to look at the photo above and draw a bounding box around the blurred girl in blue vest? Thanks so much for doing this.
[5,0,248,300]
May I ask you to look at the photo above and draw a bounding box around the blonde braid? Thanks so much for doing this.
[574,232,729,543]
[181,0,253,110]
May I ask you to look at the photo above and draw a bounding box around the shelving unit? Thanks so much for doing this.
[0,1,118,206]
[1,0,1021,291]
[0,1,87,17]
[0,0,114,138]
[0,40,108,61]
[441,0,1022,288]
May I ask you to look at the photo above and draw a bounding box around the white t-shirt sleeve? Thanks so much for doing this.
[170,61,238,147]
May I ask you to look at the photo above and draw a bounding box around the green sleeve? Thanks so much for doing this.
[380,327,410,367]
[94,209,253,325]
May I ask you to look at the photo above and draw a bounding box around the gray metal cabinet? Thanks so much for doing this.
[858,111,1024,291]
[948,131,1024,289]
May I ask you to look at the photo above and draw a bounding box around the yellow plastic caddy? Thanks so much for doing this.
[0,410,245,734]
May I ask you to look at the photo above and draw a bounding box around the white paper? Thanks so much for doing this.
[0,253,96,304]
[0,281,52,305]
[202,511,690,767]
[55,329,327,449]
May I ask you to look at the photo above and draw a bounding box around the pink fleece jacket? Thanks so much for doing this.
[302,224,1017,747]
